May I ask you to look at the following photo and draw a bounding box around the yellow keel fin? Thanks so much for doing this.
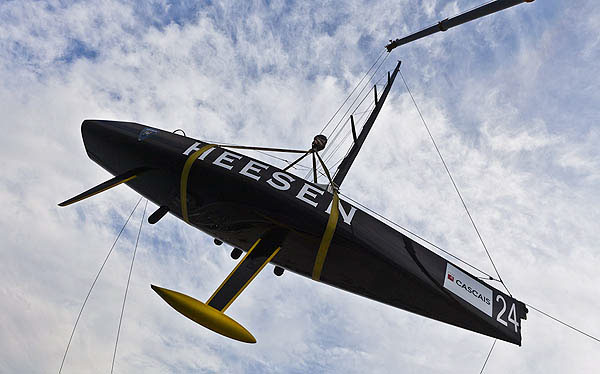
[151,285,256,343]
[207,231,284,312]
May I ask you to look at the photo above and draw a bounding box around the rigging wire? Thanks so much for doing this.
[323,100,375,166]
[320,53,390,164]
[311,61,392,181]
[110,199,149,374]
[204,52,387,179]
[339,185,600,373]
[326,71,384,163]
[479,339,496,374]
[526,303,600,344]
[352,108,376,116]
[256,149,314,171]
[326,85,383,170]
[320,69,391,177]
[201,138,316,175]
[324,129,352,166]
[320,49,386,135]
[398,69,512,296]
[205,53,391,183]
[324,52,391,143]
[58,197,143,374]
[321,116,353,161]
[394,65,600,367]
[339,191,498,281]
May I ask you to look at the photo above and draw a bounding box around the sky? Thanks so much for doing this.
[1,0,599,373]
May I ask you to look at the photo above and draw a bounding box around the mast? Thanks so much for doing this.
[386,0,535,52]
[332,60,401,189]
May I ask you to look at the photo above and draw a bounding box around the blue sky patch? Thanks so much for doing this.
[59,38,98,63]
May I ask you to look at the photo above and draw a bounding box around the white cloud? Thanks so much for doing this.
[1,0,599,373]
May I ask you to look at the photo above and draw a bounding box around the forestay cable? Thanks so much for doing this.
[59,197,143,374]
[399,69,512,296]
[324,52,391,145]
[110,199,148,373]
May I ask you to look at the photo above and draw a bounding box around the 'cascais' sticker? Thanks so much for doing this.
[444,263,492,317]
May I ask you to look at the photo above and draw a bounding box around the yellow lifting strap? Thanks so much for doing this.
[180,144,216,223]
[179,141,339,281]
[180,143,308,224]
[311,190,339,280]
[311,151,340,281]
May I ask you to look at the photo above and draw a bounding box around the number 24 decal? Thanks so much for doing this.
[496,295,519,332]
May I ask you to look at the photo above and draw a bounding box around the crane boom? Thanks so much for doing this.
[386,0,534,52]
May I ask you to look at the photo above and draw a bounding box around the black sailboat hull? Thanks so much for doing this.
[80,119,527,345]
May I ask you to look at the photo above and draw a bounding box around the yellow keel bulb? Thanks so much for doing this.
[151,285,256,343]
